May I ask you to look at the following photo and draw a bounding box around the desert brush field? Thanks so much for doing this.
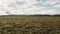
[0,16,60,34]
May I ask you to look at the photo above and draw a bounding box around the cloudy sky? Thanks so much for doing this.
[0,0,60,15]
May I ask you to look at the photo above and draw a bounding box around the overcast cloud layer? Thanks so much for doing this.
[0,0,60,15]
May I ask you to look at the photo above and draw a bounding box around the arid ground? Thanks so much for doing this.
[0,16,60,34]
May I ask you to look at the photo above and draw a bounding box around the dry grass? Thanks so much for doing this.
[0,16,60,34]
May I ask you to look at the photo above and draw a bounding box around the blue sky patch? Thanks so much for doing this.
[16,1,25,5]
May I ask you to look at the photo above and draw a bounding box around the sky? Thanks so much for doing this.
[0,0,60,15]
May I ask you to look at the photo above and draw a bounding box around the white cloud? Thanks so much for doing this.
[0,0,60,15]
[0,10,8,15]
[53,4,60,7]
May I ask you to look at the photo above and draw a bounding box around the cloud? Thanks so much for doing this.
[0,0,60,15]
[0,10,8,15]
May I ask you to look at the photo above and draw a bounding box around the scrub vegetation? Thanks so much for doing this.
[0,16,60,34]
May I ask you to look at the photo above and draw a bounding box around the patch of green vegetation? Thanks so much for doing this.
[0,16,60,34]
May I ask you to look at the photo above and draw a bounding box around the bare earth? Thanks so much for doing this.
[0,16,60,34]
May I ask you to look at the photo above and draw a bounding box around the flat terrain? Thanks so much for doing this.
[0,16,60,34]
